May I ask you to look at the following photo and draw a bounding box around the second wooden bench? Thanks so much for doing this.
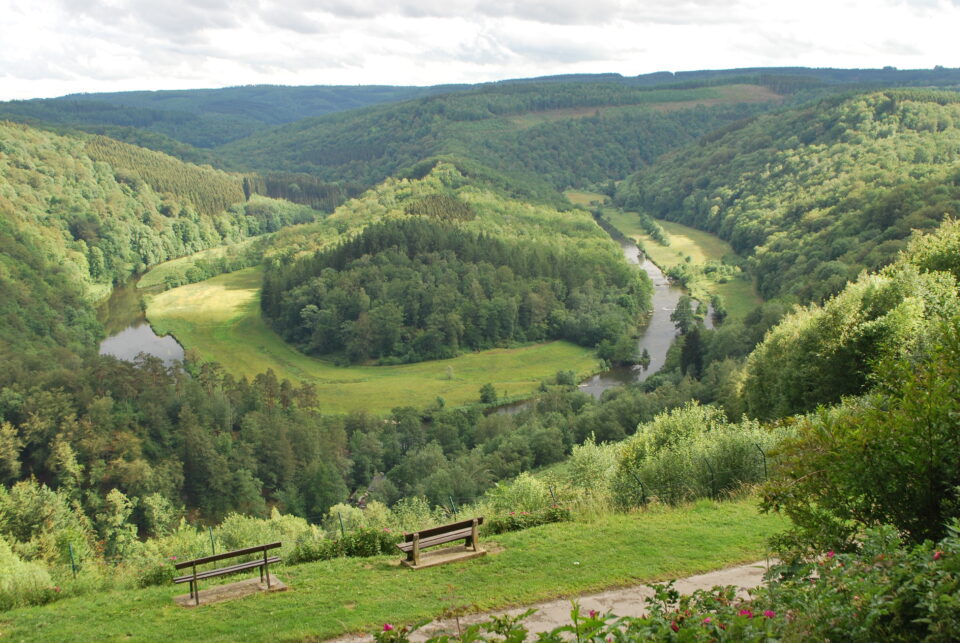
[173,541,281,606]
[397,517,484,569]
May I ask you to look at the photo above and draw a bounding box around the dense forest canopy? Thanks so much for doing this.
[215,81,784,194]
[618,90,960,303]
[261,163,651,365]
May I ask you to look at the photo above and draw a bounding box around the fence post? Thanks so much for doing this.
[549,485,557,505]
[755,443,768,479]
[68,543,78,579]
[208,526,216,556]
[702,457,717,499]
[629,471,647,506]
[448,495,458,515]
[337,511,346,538]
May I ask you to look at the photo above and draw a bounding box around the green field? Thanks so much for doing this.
[136,240,257,290]
[564,190,609,207]
[146,268,600,413]
[3,497,785,642]
[604,209,761,320]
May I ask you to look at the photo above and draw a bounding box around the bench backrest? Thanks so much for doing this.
[402,517,483,543]
[174,541,282,570]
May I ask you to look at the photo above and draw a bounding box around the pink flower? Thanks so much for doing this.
[589,609,598,619]
[53,586,61,593]
[702,617,712,624]
[934,550,943,560]
[763,610,776,619]
[383,624,394,632]
[826,551,835,559]
[170,555,177,560]
[670,621,679,632]
[738,609,753,618]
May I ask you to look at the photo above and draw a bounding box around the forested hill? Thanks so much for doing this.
[216,81,783,197]
[0,121,316,366]
[617,90,960,303]
[261,162,651,365]
[0,85,456,150]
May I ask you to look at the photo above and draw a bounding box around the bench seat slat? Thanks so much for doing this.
[396,527,473,552]
[401,517,483,543]
[173,556,280,584]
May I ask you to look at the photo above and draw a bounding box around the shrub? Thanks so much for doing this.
[484,506,572,535]
[0,537,56,611]
[483,473,551,514]
[763,317,960,549]
[611,402,786,507]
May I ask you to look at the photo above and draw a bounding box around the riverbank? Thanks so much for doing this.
[602,209,761,321]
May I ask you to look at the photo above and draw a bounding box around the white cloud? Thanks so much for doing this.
[0,0,957,100]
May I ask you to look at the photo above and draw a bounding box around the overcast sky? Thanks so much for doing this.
[1,0,957,100]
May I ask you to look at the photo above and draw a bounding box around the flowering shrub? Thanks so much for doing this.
[484,506,571,535]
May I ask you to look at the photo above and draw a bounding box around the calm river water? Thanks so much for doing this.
[97,278,184,366]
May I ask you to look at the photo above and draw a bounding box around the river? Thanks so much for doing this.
[97,278,185,366]
[496,237,710,413]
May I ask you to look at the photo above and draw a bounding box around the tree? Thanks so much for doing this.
[763,318,960,549]
[479,383,498,405]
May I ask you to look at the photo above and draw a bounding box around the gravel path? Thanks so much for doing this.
[328,559,773,641]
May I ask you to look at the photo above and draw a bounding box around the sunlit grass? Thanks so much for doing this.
[564,190,609,207]
[146,268,600,413]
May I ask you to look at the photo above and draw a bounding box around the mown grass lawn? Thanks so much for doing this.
[604,209,761,321]
[146,268,600,414]
[3,498,785,642]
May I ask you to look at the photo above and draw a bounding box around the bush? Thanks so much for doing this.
[134,558,176,588]
[482,473,552,514]
[611,402,786,507]
[763,317,960,548]
[0,537,57,611]
[484,506,572,535]
[287,527,400,564]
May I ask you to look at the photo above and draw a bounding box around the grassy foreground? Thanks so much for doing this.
[603,209,761,321]
[3,498,785,642]
[146,268,599,414]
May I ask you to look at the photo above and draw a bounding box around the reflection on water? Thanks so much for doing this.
[97,278,184,366]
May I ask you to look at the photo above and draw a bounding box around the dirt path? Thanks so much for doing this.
[328,559,772,641]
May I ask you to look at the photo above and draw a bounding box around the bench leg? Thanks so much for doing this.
[412,533,420,567]
[264,549,271,589]
[471,519,479,551]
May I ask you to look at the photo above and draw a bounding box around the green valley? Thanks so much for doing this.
[4,64,960,642]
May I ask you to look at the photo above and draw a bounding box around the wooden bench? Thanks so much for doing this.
[397,517,484,569]
[173,541,281,606]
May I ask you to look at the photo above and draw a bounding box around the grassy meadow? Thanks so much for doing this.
[564,190,609,207]
[603,209,761,321]
[3,497,785,642]
[146,268,599,413]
